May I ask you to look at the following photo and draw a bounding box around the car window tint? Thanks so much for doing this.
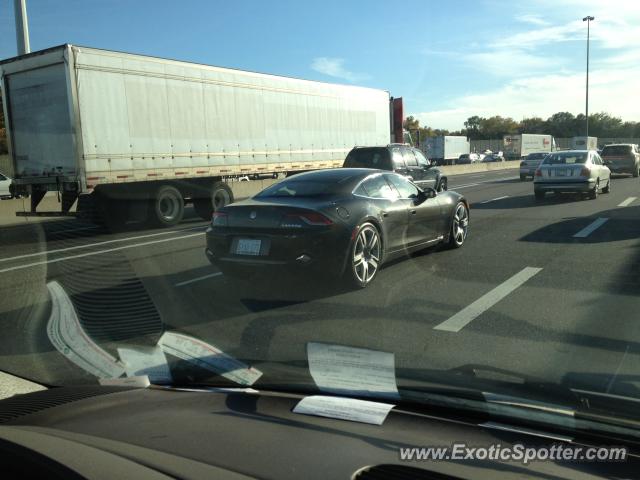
[344,148,390,169]
[360,175,398,200]
[414,150,430,167]
[602,145,632,156]
[386,174,420,198]
[0,174,6,181]
[403,148,418,166]
[543,153,588,165]
[391,148,405,168]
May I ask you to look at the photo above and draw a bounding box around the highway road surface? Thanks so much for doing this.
[1,168,639,399]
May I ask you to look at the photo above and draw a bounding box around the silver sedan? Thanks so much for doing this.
[533,150,611,201]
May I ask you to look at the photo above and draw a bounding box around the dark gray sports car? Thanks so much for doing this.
[205,168,469,288]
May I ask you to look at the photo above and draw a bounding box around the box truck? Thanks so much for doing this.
[570,136,598,150]
[503,134,556,159]
[423,136,470,165]
[0,45,396,228]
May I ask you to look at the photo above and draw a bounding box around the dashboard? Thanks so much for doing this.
[0,385,637,479]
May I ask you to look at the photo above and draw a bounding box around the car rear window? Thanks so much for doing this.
[543,153,588,165]
[257,179,346,197]
[343,148,391,169]
[526,153,546,160]
[602,145,632,156]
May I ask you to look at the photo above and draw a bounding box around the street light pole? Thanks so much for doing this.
[583,15,594,138]
[13,0,31,55]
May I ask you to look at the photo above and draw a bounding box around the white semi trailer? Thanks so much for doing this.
[0,44,395,228]
[503,134,556,160]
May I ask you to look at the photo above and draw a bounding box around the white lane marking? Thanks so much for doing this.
[0,225,205,263]
[480,195,509,204]
[573,218,609,238]
[433,267,543,333]
[618,197,637,207]
[175,272,223,287]
[0,232,204,274]
[449,175,519,190]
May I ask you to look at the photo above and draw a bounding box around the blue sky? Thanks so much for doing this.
[1,0,638,130]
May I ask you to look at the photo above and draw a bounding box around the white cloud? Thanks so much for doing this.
[310,57,367,82]
[410,65,640,131]
[464,50,560,77]
[515,14,550,26]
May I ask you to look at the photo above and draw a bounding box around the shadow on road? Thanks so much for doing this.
[520,205,640,244]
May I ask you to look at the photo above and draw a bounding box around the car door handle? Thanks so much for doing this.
[410,209,417,215]
[381,211,389,217]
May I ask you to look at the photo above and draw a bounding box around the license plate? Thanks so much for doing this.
[235,239,262,256]
[555,169,567,177]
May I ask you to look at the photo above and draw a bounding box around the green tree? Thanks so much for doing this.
[477,116,519,139]
[464,116,483,139]
[546,112,576,137]
[519,117,548,134]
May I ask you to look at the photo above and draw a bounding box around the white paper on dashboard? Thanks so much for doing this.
[293,395,395,425]
[307,343,399,398]
[158,332,262,386]
[46,281,125,379]
[117,345,172,384]
[99,375,151,388]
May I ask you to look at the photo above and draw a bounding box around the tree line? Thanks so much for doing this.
[405,112,640,141]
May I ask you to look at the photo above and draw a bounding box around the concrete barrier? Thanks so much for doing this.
[439,160,520,176]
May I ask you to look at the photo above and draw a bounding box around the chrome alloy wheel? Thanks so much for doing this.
[452,203,469,246]
[352,224,381,286]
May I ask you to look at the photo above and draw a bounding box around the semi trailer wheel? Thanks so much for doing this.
[193,181,233,221]
[148,185,184,227]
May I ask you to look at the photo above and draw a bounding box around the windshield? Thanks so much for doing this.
[2,0,640,449]
[543,152,588,164]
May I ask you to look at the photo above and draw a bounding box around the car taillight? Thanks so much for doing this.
[280,212,333,228]
[535,169,542,177]
[580,167,591,177]
[212,211,228,226]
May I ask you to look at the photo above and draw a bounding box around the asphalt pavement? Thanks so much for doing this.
[1,168,639,400]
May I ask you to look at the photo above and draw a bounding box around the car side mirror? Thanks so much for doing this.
[417,188,436,202]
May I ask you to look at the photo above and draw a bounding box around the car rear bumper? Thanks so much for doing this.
[519,167,537,176]
[608,164,635,174]
[205,226,350,275]
[534,180,594,193]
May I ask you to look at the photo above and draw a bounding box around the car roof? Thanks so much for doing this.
[602,144,634,147]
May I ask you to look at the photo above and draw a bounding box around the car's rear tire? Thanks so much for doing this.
[520,174,526,181]
[589,180,599,200]
[346,222,381,289]
[602,179,611,194]
[446,202,469,249]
